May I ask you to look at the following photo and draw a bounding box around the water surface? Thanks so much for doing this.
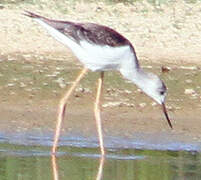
[0,143,201,180]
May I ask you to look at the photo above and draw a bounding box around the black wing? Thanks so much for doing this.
[24,11,132,47]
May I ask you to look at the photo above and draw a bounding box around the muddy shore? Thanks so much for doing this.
[0,58,200,151]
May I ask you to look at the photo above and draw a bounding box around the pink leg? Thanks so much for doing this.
[94,72,105,156]
[52,68,88,154]
[96,156,105,180]
[51,155,59,180]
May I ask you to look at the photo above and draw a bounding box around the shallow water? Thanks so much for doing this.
[0,58,201,179]
[0,143,201,180]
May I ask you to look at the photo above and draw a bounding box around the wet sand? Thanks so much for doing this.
[0,58,200,151]
[0,96,201,151]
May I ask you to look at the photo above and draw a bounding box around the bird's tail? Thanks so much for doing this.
[23,10,44,19]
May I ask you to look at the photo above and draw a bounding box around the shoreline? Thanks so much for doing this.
[0,101,201,152]
[0,1,201,151]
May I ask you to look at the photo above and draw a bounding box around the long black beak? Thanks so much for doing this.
[162,103,173,129]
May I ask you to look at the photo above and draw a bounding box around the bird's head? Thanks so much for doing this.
[136,71,172,129]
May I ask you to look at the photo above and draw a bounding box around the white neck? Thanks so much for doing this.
[120,57,163,105]
[119,52,144,86]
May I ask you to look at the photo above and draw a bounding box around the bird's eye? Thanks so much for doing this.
[160,91,165,95]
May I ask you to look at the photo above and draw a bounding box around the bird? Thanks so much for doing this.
[24,11,172,156]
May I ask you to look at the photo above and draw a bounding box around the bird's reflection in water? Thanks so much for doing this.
[51,154,105,180]
[51,155,59,180]
[96,156,105,180]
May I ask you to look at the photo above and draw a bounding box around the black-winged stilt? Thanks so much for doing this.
[24,11,172,156]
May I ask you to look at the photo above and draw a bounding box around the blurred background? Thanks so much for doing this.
[0,1,201,180]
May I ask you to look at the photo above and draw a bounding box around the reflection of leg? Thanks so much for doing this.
[52,68,88,154]
[96,156,105,180]
[51,155,59,180]
[94,72,105,156]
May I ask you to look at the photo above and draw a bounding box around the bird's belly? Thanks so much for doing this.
[74,51,120,72]
[80,61,119,72]
[71,41,131,72]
